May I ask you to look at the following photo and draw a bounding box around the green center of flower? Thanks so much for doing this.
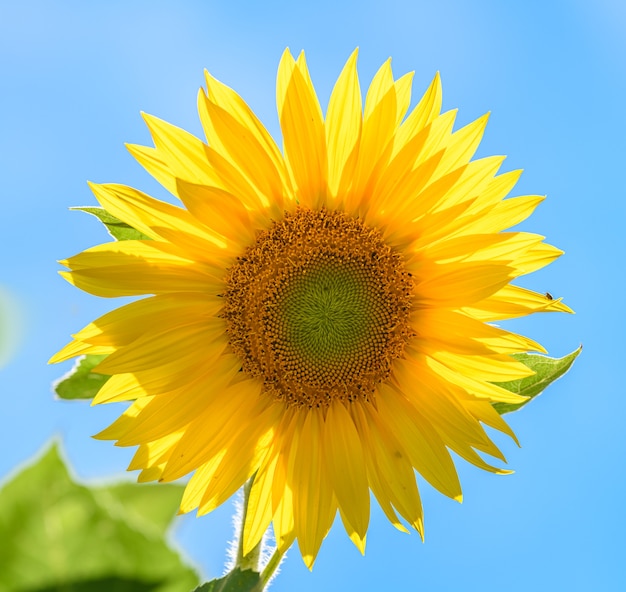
[282,263,371,361]
[223,208,414,408]
[278,260,386,384]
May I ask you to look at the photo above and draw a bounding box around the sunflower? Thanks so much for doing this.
[51,49,571,568]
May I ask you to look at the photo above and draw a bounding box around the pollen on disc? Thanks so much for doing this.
[223,208,414,408]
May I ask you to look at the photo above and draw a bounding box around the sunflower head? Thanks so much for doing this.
[51,48,571,569]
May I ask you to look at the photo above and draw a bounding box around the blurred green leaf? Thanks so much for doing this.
[72,207,151,241]
[26,576,162,592]
[0,441,199,592]
[54,354,110,400]
[492,346,582,414]
[93,481,187,536]
[192,569,262,592]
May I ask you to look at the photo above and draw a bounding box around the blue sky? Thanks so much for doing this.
[1,0,625,590]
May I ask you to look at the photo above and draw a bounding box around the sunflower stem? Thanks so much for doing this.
[259,545,287,589]
[235,477,263,572]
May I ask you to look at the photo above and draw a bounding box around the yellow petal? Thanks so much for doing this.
[464,399,520,444]
[115,357,241,446]
[414,261,515,307]
[289,408,336,570]
[128,431,183,471]
[368,123,433,216]
[203,69,290,196]
[424,355,529,405]
[324,401,370,545]
[511,242,564,275]
[94,397,152,441]
[243,451,279,556]
[431,350,534,382]
[347,60,397,213]
[355,404,424,537]
[279,52,328,208]
[91,356,228,405]
[377,383,462,501]
[394,71,414,126]
[70,293,222,346]
[412,308,545,356]
[198,402,281,514]
[380,157,464,233]
[198,88,286,209]
[161,379,262,482]
[392,72,442,158]
[435,113,490,176]
[394,356,509,463]
[465,284,574,320]
[88,182,227,253]
[326,49,362,198]
[95,319,225,375]
[60,240,222,297]
[179,451,227,513]
[272,491,296,555]
[469,194,546,234]
[276,48,296,118]
[126,144,178,196]
[49,342,114,365]
[472,168,523,210]
[141,112,221,186]
[364,59,395,120]
[174,178,265,248]
[414,109,457,165]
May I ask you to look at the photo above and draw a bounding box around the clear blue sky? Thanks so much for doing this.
[1,1,624,590]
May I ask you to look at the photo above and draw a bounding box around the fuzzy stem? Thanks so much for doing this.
[259,545,287,589]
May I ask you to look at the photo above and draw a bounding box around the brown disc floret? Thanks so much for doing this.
[223,208,414,408]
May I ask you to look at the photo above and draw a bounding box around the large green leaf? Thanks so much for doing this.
[192,569,262,592]
[492,346,581,414]
[93,481,187,536]
[72,207,151,241]
[26,576,162,592]
[0,442,199,592]
[54,354,110,400]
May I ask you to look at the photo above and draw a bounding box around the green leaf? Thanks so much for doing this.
[0,441,199,592]
[53,354,110,400]
[492,346,582,414]
[93,482,187,536]
[72,206,152,241]
[192,569,262,592]
[26,576,162,592]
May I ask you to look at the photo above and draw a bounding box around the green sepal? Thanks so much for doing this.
[192,569,263,592]
[54,354,110,400]
[0,441,199,592]
[492,346,582,414]
[72,206,151,241]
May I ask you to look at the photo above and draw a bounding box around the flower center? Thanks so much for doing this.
[223,208,414,408]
